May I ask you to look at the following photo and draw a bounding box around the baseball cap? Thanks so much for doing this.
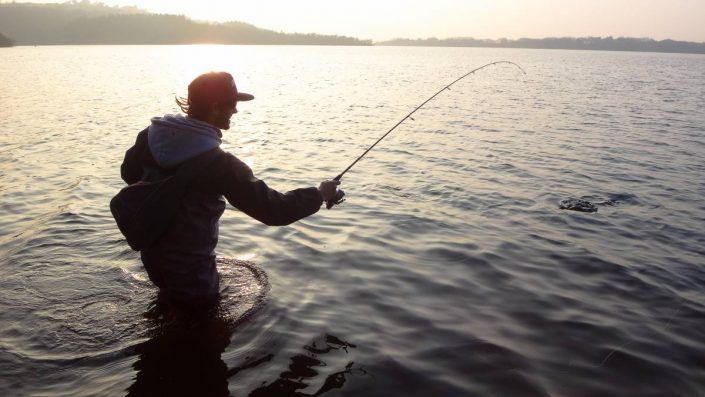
[188,71,254,105]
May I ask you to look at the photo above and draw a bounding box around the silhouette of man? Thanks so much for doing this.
[120,71,341,313]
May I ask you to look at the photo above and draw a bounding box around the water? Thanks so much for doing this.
[1,45,704,396]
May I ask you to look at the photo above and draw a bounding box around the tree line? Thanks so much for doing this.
[0,2,371,46]
[377,36,705,54]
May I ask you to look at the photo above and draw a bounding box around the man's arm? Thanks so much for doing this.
[218,153,324,226]
[120,128,149,184]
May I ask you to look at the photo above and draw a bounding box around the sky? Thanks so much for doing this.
[11,0,705,42]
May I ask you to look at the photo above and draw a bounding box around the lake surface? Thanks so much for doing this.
[0,45,704,396]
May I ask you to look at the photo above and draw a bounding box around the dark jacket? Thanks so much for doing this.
[121,127,322,308]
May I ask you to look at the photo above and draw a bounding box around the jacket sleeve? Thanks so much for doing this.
[120,128,149,185]
[218,153,323,226]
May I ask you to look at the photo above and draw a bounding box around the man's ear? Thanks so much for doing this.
[209,101,222,116]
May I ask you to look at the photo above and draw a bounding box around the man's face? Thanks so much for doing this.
[213,100,238,130]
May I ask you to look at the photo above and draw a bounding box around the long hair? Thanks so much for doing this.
[175,95,190,114]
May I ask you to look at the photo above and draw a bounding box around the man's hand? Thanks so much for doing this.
[318,180,341,202]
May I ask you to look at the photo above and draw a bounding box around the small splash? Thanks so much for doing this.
[559,198,598,213]
[560,194,635,212]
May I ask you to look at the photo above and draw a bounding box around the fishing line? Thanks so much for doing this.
[326,60,526,209]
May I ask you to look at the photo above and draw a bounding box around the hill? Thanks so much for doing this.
[0,1,371,46]
[377,36,705,55]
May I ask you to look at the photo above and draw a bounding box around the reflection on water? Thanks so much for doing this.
[127,260,364,397]
[127,304,233,397]
[249,335,364,397]
[129,299,363,397]
[128,259,270,396]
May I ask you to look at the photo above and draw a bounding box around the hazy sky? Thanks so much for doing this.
[12,0,705,41]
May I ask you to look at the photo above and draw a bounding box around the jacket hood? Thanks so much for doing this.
[147,114,222,168]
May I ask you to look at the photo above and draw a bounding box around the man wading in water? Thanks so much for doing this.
[120,71,341,313]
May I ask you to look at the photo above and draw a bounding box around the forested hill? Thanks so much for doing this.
[377,37,705,55]
[0,32,13,47]
[0,2,371,46]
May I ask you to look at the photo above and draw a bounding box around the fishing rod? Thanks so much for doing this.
[326,60,527,209]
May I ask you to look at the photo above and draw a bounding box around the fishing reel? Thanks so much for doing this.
[326,190,346,209]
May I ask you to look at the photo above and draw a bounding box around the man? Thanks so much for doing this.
[120,71,341,312]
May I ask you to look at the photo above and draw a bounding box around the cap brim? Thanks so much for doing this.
[237,92,254,101]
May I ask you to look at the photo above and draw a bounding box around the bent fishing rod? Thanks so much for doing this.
[326,60,526,209]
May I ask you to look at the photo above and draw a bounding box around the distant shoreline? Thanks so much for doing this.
[375,37,705,55]
[1,2,704,55]
[3,43,705,56]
